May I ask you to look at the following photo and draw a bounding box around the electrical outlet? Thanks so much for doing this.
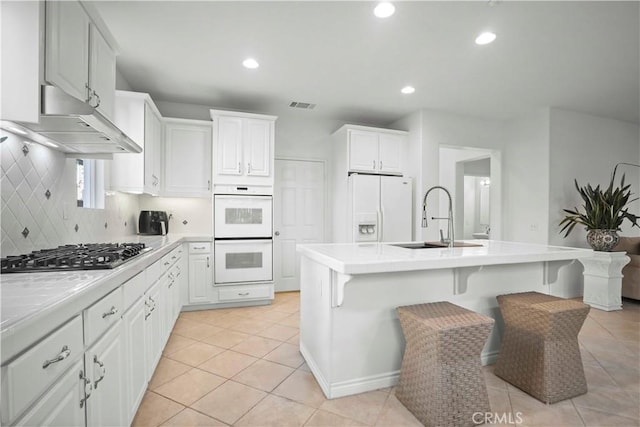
[530,223,539,231]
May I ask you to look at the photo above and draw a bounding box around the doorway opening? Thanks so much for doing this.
[439,146,501,240]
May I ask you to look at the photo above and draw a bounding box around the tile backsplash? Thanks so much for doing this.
[1,132,140,256]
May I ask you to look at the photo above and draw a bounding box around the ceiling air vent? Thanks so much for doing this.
[289,101,316,110]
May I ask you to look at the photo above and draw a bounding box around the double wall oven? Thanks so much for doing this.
[213,194,273,285]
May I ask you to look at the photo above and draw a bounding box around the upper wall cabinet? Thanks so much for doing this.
[111,91,163,195]
[163,118,213,197]
[210,109,277,192]
[45,1,117,120]
[333,125,407,176]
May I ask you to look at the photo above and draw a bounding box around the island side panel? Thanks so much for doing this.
[326,262,547,398]
[299,256,334,395]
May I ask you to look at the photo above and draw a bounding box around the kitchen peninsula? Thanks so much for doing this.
[297,240,593,399]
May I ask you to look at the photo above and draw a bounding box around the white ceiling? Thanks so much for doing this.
[94,1,640,126]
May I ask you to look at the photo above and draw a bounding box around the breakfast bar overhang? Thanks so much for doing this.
[297,240,594,399]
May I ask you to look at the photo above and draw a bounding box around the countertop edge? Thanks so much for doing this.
[1,234,211,363]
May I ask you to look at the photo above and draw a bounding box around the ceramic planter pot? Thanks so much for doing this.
[586,229,620,252]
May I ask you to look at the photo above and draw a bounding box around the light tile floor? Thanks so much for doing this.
[133,293,640,426]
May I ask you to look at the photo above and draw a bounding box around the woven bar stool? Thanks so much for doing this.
[396,301,494,427]
[494,292,590,404]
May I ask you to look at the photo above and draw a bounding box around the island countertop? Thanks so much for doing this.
[297,240,594,274]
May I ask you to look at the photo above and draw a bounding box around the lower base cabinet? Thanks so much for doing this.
[123,296,147,423]
[188,243,213,304]
[15,359,86,427]
[84,321,126,427]
[145,280,163,381]
[5,244,186,426]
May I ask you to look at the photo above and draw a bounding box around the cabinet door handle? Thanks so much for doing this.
[42,345,71,369]
[206,256,210,268]
[101,306,118,319]
[238,162,242,174]
[238,292,250,296]
[93,355,106,389]
[208,179,211,191]
[193,246,206,250]
[164,261,170,266]
[85,83,92,103]
[247,163,252,174]
[79,370,92,408]
[379,161,383,170]
[92,90,101,108]
[372,160,376,170]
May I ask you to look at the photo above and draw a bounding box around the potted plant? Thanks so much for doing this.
[560,172,639,251]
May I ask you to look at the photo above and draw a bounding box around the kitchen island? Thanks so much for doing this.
[297,240,593,399]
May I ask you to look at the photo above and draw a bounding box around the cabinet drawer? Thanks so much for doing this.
[83,287,124,346]
[189,242,211,254]
[1,316,83,425]
[169,246,182,263]
[160,252,173,271]
[147,257,163,284]
[123,271,146,311]
[217,284,273,302]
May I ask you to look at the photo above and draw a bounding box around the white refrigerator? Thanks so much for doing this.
[348,174,412,242]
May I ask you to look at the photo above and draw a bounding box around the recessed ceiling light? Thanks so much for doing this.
[401,86,415,94]
[242,58,259,69]
[475,32,497,45]
[374,2,395,18]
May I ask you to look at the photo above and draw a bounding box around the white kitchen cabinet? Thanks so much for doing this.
[163,118,212,197]
[122,296,147,424]
[210,109,277,191]
[111,91,163,195]
[1,316,84,426]
[345,128,406,175]
[188,243,214,305]
[144,280,163,380]
[84,320,126,427]
[14,359,86,427]
[145,102,163,194]
[333,126,406,176]
[45,0,117,120]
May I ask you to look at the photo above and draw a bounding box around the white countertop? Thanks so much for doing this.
[0,234,212,339]
[297,240,594,274]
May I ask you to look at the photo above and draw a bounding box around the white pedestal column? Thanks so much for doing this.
[580,251,630,311]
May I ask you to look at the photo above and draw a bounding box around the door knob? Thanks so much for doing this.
[274,231,280,236]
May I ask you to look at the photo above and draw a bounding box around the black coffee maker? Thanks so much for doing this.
[138,211,169,235]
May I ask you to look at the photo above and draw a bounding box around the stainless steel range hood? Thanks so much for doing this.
[12,85,142,155]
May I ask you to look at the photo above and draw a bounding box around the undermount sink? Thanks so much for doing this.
[390,241,484,249]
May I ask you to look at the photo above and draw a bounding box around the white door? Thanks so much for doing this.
[274,159,325,291]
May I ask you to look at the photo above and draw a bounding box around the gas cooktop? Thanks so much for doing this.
[0,243,151,273]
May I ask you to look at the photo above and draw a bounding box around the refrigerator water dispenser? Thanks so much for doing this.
[354,213,378,242]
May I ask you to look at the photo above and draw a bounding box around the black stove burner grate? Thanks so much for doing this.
[1,243,149,273]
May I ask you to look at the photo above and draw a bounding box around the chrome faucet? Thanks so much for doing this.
[422,186,455,248]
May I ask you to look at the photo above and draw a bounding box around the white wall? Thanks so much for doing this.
[548,108,640,248]
[138,195,212,235]
[502,109,551,244]
[0,132,140,256]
